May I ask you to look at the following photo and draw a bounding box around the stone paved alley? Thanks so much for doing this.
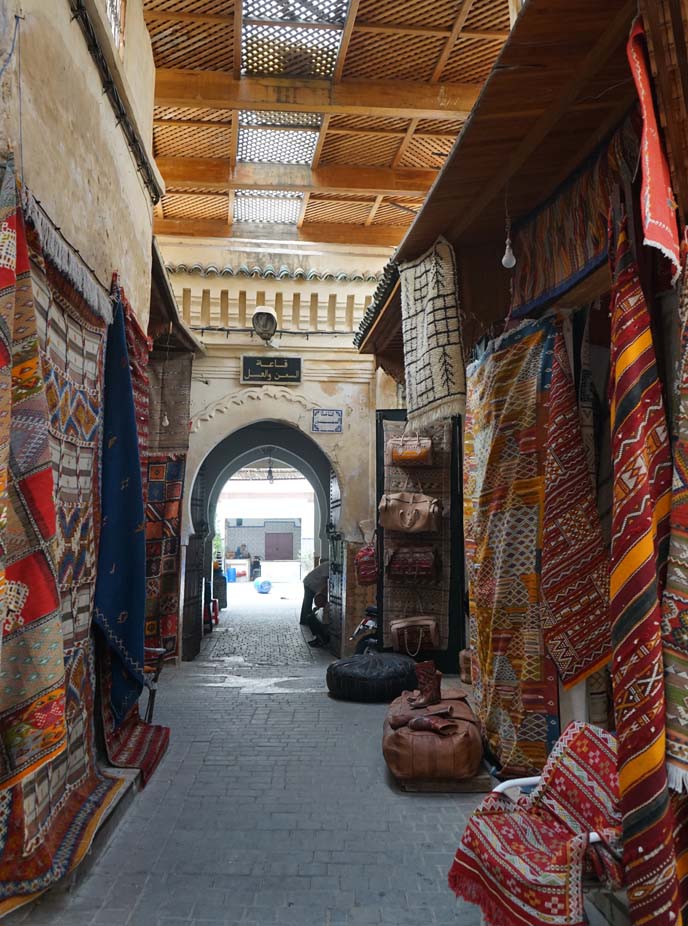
[7,588,483,926]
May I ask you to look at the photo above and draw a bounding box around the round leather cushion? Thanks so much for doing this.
[326,653,417,703]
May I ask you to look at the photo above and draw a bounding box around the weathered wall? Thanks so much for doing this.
[0,0,156,321]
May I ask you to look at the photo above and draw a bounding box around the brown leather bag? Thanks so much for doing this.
[389,617,440,656]
[378,491,441,533]
[388,435,433,467]
[382,691,483,782]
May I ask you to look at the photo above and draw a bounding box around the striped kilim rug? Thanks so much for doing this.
[608,213,680,925]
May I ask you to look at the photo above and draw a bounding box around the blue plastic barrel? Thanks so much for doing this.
[226,567,237,583]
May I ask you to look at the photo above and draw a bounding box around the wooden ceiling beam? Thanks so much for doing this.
[153,118,461,139]
[431,0,477,83]
[243,17,342,30]
[155,69,480,120]
[355,23,507,40]
[153,217,403,246]
[233,0,243,79]
[365,194,384,226]
[334,0,361,81]
[144,10,233,26]
[157,157,437,196]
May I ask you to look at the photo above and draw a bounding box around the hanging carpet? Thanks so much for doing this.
[145,455,186,657]
[398,237,465,428]
[509,118,638,320]
[0,207,125,915]
[608,213,681,926]
[464,315,559,775]
[121,280,152,504]
[627,18,681,284]
[663,256,688,793]
[147,348,192,456]
[540,331,611,688]
[0,156,66,788]
[93,282,169,781]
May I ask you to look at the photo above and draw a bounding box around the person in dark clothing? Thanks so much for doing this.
[299,559,330,646]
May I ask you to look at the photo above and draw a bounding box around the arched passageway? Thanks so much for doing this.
[182,421,340,661]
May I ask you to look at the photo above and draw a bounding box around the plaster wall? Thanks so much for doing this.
[187,343,381,545]
[0,0,156,321]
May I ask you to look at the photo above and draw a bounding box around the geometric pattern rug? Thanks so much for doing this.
[464,315,560,776]
[145,455,186,657]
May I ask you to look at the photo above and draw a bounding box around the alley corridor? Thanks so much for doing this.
[5,606,483,926]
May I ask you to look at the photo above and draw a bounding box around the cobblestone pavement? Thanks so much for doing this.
[205,583,316,666]
[9,587,484,926]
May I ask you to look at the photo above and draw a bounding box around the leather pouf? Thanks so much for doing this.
[383,690,483,781]
[326,653,417,703]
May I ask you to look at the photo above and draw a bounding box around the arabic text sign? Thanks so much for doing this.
[241,356,302,384]
[312,409,343,433]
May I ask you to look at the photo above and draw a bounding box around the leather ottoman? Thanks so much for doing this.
[383,690,484,786]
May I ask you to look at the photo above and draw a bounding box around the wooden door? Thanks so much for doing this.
[265,532,293,560]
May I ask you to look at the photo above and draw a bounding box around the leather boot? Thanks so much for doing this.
[408,715,458,736]
[409,660,442,709]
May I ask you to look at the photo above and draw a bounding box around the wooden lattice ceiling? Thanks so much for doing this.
[145,0,519,246]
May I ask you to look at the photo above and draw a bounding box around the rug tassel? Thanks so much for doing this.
[666,762,688,794]
[22,188,114,324]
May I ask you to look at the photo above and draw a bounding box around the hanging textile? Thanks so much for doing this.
[145,456,186,656]
[0,214,125,916]
[93,284,169,781]
[664,259,688,791]
[93,289,148,722]
[608,214,681,925]
[540,332,611,688]
[398,237,466,428]
[0,156,66,787]
[510,119,638,320]
[121,281,152,503]
[464,315,559,775]
[627,18,681,284]
[380,418,452,651]
[147,349,192,456]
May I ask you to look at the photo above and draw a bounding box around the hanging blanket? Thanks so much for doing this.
[0,216,125,916]
[121,279,151,502]
[145,455,186,657]
[540,331,611,687]
[510,119,638,319]
[449,722,623,926]
[93,289,148,722]
[464,315,559,775]
[398,237,465,427]
[664,258,688,792]
[0,157,66,788]
[627,18,681,284]
[147,349,192,455]
[608,213,681,925]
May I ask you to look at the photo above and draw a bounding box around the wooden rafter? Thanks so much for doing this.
[157,158,437,196]
[392,118,419,168]
[144,10,232,26]
[364,194,384,226]
[431,0,477,83]
[297,193,311,227]
[155,70,480,120]
[334,0,360,81]
[154,217,404,246]
[153,119,459,140]
[312,115,331,167]
[233,0,243,79]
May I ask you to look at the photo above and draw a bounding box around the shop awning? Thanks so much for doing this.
[357,0,639,357]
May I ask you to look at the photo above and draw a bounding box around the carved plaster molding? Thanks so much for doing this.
[191,386,322,433]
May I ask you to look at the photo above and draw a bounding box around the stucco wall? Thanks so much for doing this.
[0,0,155,321]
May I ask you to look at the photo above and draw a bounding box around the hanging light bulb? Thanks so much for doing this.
[267,453,274,484]
[162,411,170,428]
[502,189,517,270]
[502,238,516,269]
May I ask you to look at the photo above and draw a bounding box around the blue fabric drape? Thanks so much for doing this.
[93,292,147,724]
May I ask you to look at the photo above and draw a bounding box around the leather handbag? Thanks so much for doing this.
[354,539,378,586]
[390,616,440,657]
[382,691,483,782]
[388,434,433,467]
[386,546,439,581]
[378,491,441,533]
